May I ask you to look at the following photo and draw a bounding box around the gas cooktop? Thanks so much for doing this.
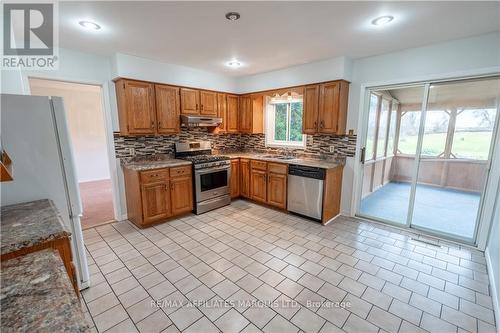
[178,154,230,164]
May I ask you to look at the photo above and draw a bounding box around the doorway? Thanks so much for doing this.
[29,78,116,229]
[357,76,500,244]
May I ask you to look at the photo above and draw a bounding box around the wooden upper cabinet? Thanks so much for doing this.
[180,88,200,115]
[318,80,349,135]
[239,95,251,133]
[240,159,250,198]
[200,91,218,116]
[141,181,171,225]
[302,85,320,134]
[116,79,156,135]
[239,95,263,134]
[155,84,180,134]
[215,93,226,133]
[226,94,239,133]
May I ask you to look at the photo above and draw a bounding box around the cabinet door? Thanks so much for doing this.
[141,181,171,224]
[226,95,239,133]
[318,82,340,134]
[250,168,267,203]
[200,91,218,116]
[239,96,252,133]
[171,176,193,215]
[155,85,180,134]
[240,159,250,198]
[230,159,240,198]
[180,88,200,115]
[217,93,227,132]
[267,173,287,209]
[302,84,320,134]
[123,80,156,135]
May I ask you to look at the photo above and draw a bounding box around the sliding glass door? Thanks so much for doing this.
[359,85,425,225]
[410,78,499,241]
[358,76,500,244]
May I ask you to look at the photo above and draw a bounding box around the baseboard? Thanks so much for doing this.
[485,247,500,333]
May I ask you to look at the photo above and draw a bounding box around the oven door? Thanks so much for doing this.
[195,165,230,202]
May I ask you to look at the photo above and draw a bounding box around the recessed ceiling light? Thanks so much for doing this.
[371,15,394,26]
[79,21,101,30]
[225,12,240,21]
[226,60,242,68]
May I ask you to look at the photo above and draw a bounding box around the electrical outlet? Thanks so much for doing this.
[129,147,136,156]
[329,146,335,153]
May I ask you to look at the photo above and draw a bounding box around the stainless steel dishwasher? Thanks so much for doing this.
[287,164,325,221]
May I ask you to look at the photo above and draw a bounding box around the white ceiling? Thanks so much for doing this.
[58,1,500,77]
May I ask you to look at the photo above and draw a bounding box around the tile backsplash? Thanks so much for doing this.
[113,128,356,160]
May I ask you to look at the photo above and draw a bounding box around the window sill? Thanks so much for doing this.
[265,141,306,149]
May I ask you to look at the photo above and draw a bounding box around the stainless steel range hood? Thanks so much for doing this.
[181,115,222,127]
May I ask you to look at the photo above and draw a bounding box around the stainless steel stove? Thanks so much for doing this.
[175,142,231,214]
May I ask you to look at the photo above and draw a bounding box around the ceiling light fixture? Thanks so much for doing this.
[79,20,101,30]
[225,12,240,21]
[371,15,394,26]
[226,60,242,68]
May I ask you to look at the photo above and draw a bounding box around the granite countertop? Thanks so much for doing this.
[223,152,343,169]
[1,250,89,332]
[121,154,192,171]
[1,199,70,256]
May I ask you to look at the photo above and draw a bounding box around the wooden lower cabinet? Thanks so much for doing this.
[250,169,267,203]
[171,176,193,215]
[266,163,287,209]
[123,166,193,227]
[230,159,240,198]
[141,181,171,224]
[240,159,250,198]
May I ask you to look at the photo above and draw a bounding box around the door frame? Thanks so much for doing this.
[25,76,122,223]
[351,70,500,250]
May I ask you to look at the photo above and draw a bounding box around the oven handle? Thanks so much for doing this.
[195,165,230,175]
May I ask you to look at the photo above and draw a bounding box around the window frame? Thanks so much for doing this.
[265,98,307,148]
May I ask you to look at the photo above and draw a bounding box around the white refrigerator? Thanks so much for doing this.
[1,93,90,289]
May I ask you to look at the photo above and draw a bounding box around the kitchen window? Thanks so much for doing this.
[265,95,306,148]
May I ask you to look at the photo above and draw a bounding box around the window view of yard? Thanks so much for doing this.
[267,100,305,147]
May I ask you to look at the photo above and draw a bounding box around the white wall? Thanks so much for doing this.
[112,53,238,93]
[30,79,111,183]
[343,32,500,216]
[486,187,500,333]
[236,56,352,93]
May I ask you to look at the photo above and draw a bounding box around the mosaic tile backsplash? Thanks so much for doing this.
[113,128,356,160]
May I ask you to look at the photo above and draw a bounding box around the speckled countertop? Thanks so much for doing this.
[121,154,192,171]
[223,152,344,169]
[1,250,89,332]
[1,199,70,256]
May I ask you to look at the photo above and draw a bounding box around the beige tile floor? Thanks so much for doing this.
[81,200,497,333]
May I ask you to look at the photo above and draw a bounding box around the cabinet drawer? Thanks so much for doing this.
[250,160,267,171]
[170,165,192,178]
[140,169,169,183]
[268,162,287,175]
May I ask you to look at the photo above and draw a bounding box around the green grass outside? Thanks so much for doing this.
[398,131,492,160]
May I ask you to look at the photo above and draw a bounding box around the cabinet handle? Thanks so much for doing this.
[151,121,155,128]
[314,121,317,128]
[200,104,204,110]
[158,121,161,128]
[319,121,324,129]
[165,184,168,191]
[196,103,198,110]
